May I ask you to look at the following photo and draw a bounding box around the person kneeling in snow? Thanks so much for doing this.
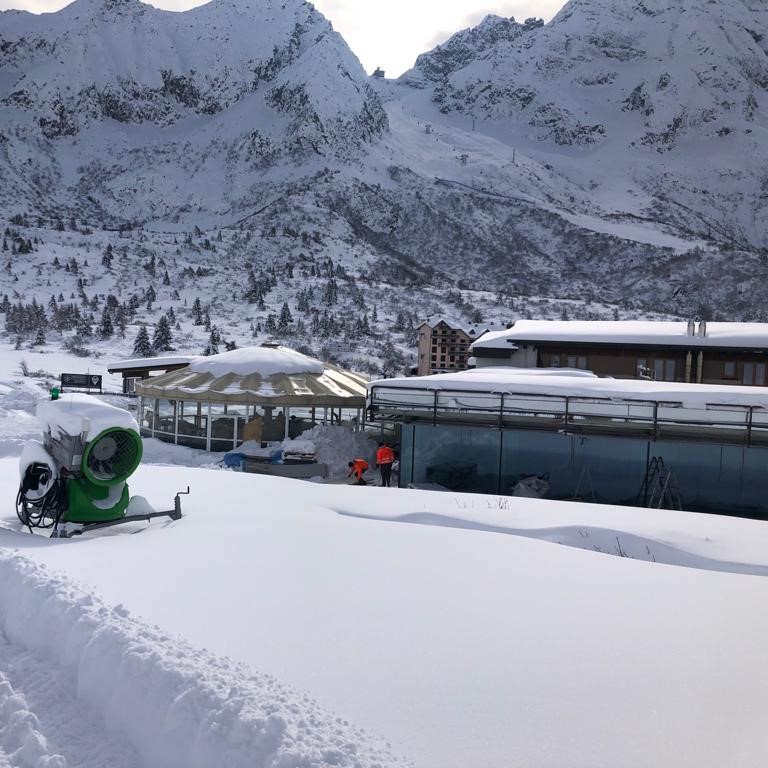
[347,458,370,485]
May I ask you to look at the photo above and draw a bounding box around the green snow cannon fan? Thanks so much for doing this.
[17,391,187,538]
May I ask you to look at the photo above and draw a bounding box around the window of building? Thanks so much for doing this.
[743,363,766,386]
[566,356,589,370]
[549,356,560,368]
[654,359,676,382]
[724,361,737,379]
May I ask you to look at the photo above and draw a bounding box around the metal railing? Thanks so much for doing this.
[368,385,768,444]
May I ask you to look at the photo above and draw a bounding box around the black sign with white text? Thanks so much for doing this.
[60,373,102,392]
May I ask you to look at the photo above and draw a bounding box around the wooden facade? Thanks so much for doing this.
[473,334,768,387]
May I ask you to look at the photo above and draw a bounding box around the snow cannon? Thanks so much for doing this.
[17,392,186,538]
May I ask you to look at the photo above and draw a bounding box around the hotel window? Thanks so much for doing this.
[654,359,676,382]
[723,361,736,379]
[567,356,588,370]
[743,363,766,386]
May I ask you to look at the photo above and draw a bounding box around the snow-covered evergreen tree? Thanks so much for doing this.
[152,315,174,352]
[133,325,152,357]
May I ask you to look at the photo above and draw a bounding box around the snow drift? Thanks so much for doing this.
[0,551,406,768]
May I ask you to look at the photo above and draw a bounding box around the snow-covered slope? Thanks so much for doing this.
[1,0,768,327]
[1,355,768,767]
[0,0,386,221]
[401,0,768,251]
[1,453,768,768]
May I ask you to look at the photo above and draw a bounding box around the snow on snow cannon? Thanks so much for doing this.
[17,391,186,538]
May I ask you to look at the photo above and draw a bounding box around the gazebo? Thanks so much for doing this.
[135,344,368,452]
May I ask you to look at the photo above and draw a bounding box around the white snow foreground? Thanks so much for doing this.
[0,552,406,768]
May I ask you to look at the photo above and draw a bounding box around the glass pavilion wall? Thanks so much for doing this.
[139,397,364,452]
[373,382,768,519]
[398,423,768,518]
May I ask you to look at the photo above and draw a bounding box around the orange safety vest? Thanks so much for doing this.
[376,446,395,465]
[350,458,369,479]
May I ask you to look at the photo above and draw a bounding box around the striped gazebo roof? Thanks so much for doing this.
[135,345,367,407]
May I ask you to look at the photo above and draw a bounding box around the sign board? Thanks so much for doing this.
[60,373,103,393]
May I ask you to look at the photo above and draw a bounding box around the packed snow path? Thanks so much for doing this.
[0,636,140,768]
[0,552,407,768]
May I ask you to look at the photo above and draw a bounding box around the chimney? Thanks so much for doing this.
[697,321,707,338]
[687,319,695,336]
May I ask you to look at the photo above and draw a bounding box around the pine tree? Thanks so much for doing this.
[152,315,173,352]
[133,325,152,357]
[162,269,170,286]
[76,316,92,338]
[98,306,114,338]
[278,302,293,330]
[33,326,46,346]
[191,297,203,325]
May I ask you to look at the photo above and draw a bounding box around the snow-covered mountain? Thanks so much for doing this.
[402,0,768,252]
[0,0,386,221]
[1,0,768,347]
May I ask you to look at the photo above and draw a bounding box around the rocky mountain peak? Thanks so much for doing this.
[404,14,543,84]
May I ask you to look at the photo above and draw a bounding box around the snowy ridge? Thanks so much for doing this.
[400,0,768,251]
[0,0,387,221]
[0,552,408,768]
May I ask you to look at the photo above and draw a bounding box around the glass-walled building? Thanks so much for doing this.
[136,344,368,452]
[369,369,768,519]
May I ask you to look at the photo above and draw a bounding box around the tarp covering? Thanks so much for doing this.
[135,345,367,406]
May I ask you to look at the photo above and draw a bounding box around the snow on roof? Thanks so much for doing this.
[419,315,511,337]
[107,356,197,372]
[188,345,324,377]
[471,321,768,350]
[136,346,367,405]
[370,368,768,410]
[37,393,139,440]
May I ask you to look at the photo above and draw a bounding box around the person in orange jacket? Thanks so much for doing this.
[375,443,395,487]
[347,458,370,485]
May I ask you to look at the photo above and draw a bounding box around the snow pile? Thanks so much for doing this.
[282,425,377,479]
[0,552,407,768]
[140,438,223,469]
[37,394,138,440]
[0,379,45,458]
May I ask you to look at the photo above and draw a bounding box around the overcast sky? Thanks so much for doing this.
[0,0,565,77]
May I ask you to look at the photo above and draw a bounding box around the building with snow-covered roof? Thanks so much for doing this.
[108,355,197,394]
[367,367,768,518]
[417,316,511,376]
[469,320,768,386]
[136,344,367,452]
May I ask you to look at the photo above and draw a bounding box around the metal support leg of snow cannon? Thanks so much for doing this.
[51,487,189,538]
